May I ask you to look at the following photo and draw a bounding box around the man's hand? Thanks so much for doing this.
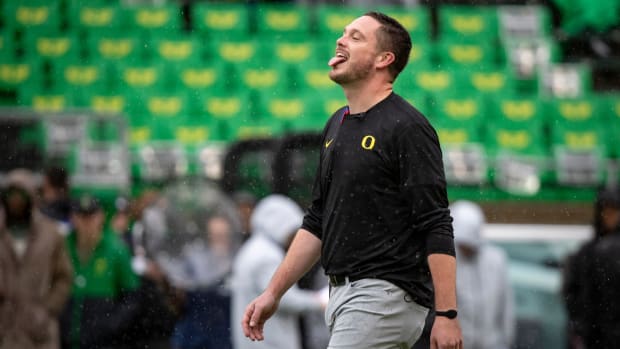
[241,291,279,341]
[430,316,463,349]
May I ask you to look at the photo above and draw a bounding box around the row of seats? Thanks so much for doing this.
[1,1,551,41]
[23,87,618,157]
[2,29,543,69]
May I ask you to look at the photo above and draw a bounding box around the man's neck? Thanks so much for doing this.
[342,78,393,114]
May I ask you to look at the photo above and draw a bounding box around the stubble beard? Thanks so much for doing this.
[329,57,375,86]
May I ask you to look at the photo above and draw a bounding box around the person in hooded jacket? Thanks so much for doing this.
[231,195,326,349]
[563,187,620,349]
[451,200,515,349]
[0,168,73,349]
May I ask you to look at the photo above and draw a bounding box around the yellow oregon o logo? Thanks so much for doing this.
[361,135,376,150]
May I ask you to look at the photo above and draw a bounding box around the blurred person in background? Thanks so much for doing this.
[0,168,73,349]
[171,214,238,349]
[231,194,326,349]
[450,200,514,349]
[39,165,72,235]
[60,194,141,349]
[232,190,257,243]
[563,187,620,349]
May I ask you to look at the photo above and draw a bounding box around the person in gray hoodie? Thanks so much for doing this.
[231,194,326,349]
[451,200,515,349]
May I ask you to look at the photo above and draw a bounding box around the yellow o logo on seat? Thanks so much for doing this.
[361,135,375,150]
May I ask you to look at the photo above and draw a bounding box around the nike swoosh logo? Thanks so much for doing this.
[325,139,333,148]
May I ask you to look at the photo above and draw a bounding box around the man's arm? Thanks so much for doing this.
[428,253,463,349]
[242,228,321,341]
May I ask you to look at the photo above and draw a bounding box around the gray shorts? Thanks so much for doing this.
[325,278,429,349]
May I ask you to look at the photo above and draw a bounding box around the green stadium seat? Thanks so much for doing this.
[211,40,263,65]
[85,92,127,115]
[397,68,457,98]
[124,4,183,35]
[255,4,312,39]
[457,69,514,96]
[173,62,224,104]
[436,40,496,69]
[198,92,252,140]
[237,64,287,93]
[546,97,607,186]
[438,6,498,41]
[295,62,341,95]
[378,6,431,39]
[115,62,170,93]
[173,117,221,145]
[255,91,325,132]
[486,96,547,156]
[316,5,368,39]
[406,39,433,69]
[18,88,73,113]
[0,59,40,91]
[192,2,250,40]
[141,92,191,119]
[149,36,203,65]
[2,0,61,31]
[50,60,108,106]
[263,40,323,66]
[430,94,485,135]
[22,30,81,63]
[86,33,144,64]
[68,2,124,33]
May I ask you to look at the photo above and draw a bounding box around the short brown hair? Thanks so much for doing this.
[364,11,412,81]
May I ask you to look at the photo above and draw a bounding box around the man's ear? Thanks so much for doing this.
[376,52,395,69]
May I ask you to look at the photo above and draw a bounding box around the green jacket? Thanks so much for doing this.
[60,230,140,349]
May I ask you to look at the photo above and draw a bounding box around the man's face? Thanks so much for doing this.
[72,211,104,237]
[329,15,382,85]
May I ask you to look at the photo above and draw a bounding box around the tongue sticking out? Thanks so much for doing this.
[328,55,347,67]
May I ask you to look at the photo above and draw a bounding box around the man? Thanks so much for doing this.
[563,187,620,348]
[242,12,462,349]
[451,200,514,349]
[232,195,325,349]
[39,166,72,235]
[60,194,141,349]
[0,168,73,349]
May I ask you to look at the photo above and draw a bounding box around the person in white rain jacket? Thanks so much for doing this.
[231,195,325,349]
[451,200,515,349]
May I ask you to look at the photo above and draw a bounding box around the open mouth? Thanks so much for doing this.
[328,52,348,67]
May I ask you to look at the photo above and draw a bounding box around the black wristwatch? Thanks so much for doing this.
[435,309,458,319]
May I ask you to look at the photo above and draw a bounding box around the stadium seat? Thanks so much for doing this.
[438,6,498,41]
[397,68,457,100]
[436,40,497,70]
[501,37,560,93]
[538,63,592,99]
[22,30,82,64]
[68,2,124,34]
[378,6,431,40]
[85,32,145,65]
[85,92,127,115]
[192,2,250,40]
[546,97,607,186]
[316,5,369,39]
[498,5,552,39]
[0,58,41,91]
[429,94,488,185]
[198,92,253,141]
[2,0,60,31]
[457,69,514,96]
[486,96,547,157]
[50,59,108,106]
[255,4,312,39]
[211,40,263,65]
[124,4,183,35]
[18,88,72,113]
[114,62,171,93]
[236,63,287,93]
[173,62,224,106]
[149,36,203,65]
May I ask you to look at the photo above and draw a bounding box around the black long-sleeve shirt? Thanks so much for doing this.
[301,92,454,308]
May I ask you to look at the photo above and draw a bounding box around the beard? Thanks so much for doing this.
[329,56,375,85]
